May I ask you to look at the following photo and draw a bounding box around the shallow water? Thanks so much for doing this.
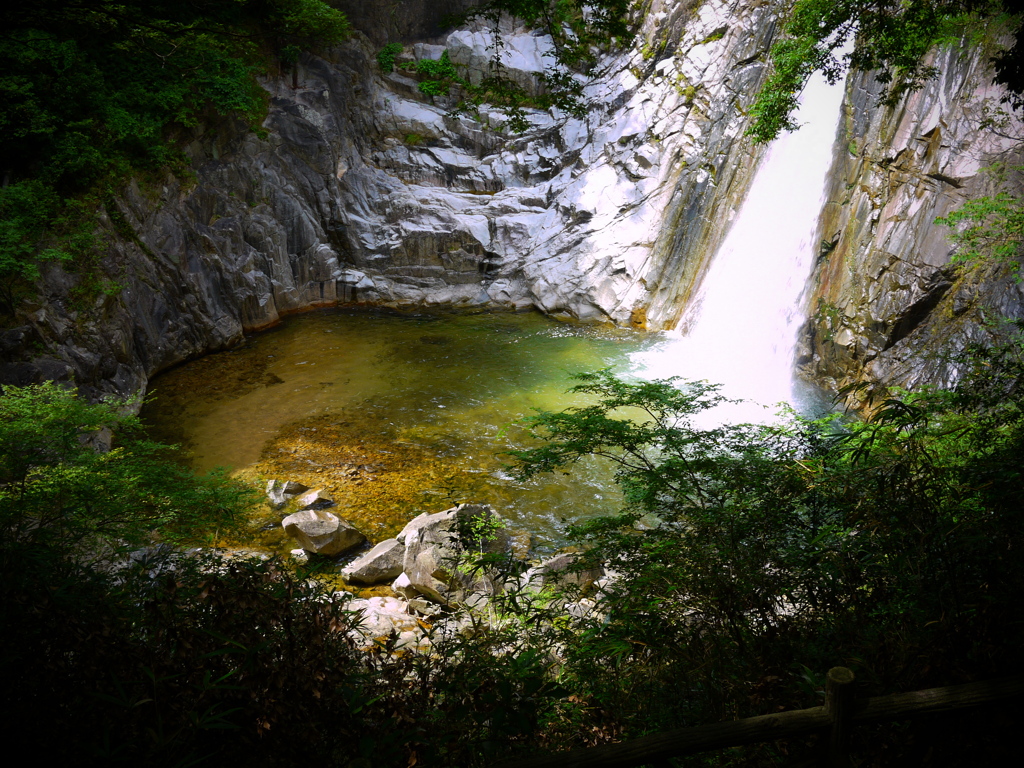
[142,308,662,553]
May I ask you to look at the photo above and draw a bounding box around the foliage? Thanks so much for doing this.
[938,190,1024,270]
[0,181,72,314]
[504,360,1024,760]
[3,348,1024,765]
[748,1,1022,143]
[0,549,372,767]
[0,1,349,313]
[936,165,1024,276]
[415,50,467,96]
[0,381,257,549]
[376,41,404,74]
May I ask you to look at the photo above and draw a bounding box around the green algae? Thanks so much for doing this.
[142,308,659,555]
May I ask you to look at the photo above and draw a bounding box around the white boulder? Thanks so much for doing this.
[282,509,367,556]
[398,503,511,603]
[341,538,404,585]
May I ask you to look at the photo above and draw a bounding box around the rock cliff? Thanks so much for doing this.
[2,0,1022,405]
[0,0,783,400]
[799,35,1024,403]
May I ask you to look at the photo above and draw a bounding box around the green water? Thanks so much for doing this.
[142,308,660,552]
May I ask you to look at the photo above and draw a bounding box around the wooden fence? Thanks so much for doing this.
[493,669,1024,768]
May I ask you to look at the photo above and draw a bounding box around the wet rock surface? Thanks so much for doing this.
[266,479,311,509]
[801,41,1024,403]
[522,552,606,591]
[4,0,782,400]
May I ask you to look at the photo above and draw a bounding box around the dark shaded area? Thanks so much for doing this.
[993,0,1024,105]
[336,0,482,45]
[882,268,955,351]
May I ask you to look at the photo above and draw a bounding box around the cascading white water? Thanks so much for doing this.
[632,65,848,422]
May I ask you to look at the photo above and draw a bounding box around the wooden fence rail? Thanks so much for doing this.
[492,672,1024,768]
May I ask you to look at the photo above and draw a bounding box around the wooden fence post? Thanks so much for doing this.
[825,666,856,768]
[493,673,1024,768]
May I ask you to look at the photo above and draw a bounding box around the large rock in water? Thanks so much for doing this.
[341,538,404,585]
[397,503,511,603]
[282,509,366,556]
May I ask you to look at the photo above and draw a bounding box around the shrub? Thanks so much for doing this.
[377,42,404,73]
[504,355,1024,757]
[0,381,257,549]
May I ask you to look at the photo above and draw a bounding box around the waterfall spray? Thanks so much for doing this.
[632,64,848,422]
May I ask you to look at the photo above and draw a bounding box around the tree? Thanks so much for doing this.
[505,359,1024,759]
[748,0,1024,143]
[0,381,257,548]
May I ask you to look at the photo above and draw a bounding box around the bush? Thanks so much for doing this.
[377,42,404,73]
[504,353,1024,760]
[0,381,258,549]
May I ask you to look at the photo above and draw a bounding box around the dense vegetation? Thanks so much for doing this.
[507,351,1024,760]
[0,1,349,313]
[377,1,633,132]
[3,335,1023,765]
[748,0,1024,143]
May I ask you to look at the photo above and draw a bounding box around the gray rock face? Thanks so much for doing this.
[801,39,1024,403]
[397,503,510,603]
[282,509,367,556]
[4,0,783,401]
[341,538,405,585]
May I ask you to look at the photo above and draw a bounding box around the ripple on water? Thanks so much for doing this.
[142,308,662,556]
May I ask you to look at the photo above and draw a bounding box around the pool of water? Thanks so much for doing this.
[142,308,663,554]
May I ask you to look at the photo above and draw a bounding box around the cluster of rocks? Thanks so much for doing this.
[267,479,369,558]
[266,481,614,652]
[342,502,512,603]
[337,503,619,651]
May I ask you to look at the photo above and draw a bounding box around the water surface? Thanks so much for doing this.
[144,308,660,552]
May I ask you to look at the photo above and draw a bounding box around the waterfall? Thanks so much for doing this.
[632,65,847,423]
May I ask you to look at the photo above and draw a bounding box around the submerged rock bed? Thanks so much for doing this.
[142,308,652,554]
[238,410,492,552]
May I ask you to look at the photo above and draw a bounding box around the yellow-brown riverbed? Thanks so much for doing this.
[142,308,660,557]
